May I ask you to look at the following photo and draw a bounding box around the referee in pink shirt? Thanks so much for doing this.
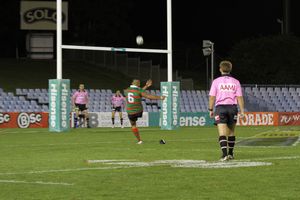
[208,60,245,161]
[111,90,125,128]
[72,84,90,128]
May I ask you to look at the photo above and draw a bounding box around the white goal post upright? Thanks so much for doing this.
[56,0,173,80]
[56,0,62,79]
[52,0,179,131]
[167,0,173,82]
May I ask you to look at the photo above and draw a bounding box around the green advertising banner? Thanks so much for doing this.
[160,82,180,130]
[150,112,214,127]
[48,79,71,132]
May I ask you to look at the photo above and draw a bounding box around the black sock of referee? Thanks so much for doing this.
[219,136,228,157]
[112,118,115,125]
[74,117,78,127]
[86,117,90,127]
[228,136,236,156]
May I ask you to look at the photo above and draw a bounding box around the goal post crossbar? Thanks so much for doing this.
[57,0,173,81]
[62,45,170,54]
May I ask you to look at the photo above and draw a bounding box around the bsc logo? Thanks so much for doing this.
[17,113,42,128]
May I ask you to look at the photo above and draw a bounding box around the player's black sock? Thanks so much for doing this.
[120,118,123,125]
[219,136,228,157]
[112,118,115,125]
[74,117,78,127]
[228,136,236,156]
[86,118,90,128]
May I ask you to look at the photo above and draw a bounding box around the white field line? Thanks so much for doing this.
[1,156,299,175]
[0,166,131,176]
[0,130,8,135]
[292,136,300,146]
[237,155,300,161]
[0,179,73,186]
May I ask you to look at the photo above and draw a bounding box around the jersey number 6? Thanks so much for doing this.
[128,93,135,103]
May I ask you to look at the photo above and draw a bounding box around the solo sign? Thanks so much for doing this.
[20,1,68,30]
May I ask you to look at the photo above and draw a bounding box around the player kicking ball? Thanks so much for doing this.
[125,79,165,144]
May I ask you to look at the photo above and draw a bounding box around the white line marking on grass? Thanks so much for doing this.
[86,159,272,169]
[292,136,300,146]
[240,156,300,161]
[86,159,136,164]
[0,166,131,176]
[0,179,73,186]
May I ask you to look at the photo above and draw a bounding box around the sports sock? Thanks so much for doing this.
[86,117,90,127]
[132,127,141,141]
[74,117,78,127]
[219,136,228,157]
[228,136,236,156]
[112,118,115,125]
[120,118,123,125]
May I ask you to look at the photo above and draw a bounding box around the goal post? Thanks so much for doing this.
[50,0,179,132]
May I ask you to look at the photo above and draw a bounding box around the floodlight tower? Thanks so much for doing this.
[202,40,214,86]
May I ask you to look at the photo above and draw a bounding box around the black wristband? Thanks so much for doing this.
[208,108,213,111]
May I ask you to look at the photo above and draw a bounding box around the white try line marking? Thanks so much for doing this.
[292,136,300,146]
[0,179,73,186]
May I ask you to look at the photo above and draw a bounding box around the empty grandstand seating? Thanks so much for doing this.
[0,86,299,113]
[243,86,300,112]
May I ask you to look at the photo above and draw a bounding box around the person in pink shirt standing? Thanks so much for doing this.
[208,61,245,161]
[111,90,125,128]
[72,84,90,128]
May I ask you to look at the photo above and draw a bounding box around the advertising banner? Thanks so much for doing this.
[71,112,149,128]
[149,112,214,127]
[49,79,71,132]
[0,112,48,128]
[20,1,68,30]
[236,112,279,126]
[160,82,180,130]
[278,112,300,126]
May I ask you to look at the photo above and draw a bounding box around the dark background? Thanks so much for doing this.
[1,0,300,84]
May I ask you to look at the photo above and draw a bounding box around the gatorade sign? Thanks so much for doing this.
[160,82,180,130]
[237,112,278,126]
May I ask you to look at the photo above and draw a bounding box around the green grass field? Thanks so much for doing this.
[0,126,300,200]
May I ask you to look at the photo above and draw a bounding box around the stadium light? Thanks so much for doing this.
[202,40,214,85]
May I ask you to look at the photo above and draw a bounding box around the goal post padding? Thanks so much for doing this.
[160,82,180,130]
[48,79,71,132]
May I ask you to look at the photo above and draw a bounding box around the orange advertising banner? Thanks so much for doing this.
[237,112,279,126]
[0,112,48,128]
[278,112,300,126]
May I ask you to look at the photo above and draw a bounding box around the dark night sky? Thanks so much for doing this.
[0,0,299,60]
[129,0,298,54]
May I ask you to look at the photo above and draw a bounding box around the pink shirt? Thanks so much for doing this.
[209,75,242,106]
[111,95,125,107]
[72,90,89,104]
